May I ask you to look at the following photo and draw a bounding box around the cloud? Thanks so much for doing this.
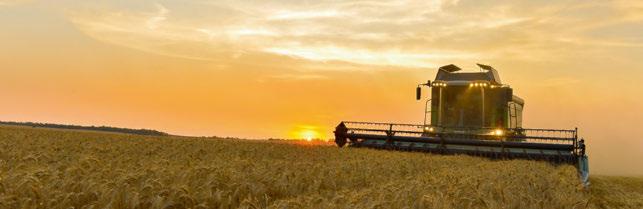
[264,46,477,68]
[146,4,168,30]
[268,9,342,20]
[269,74,329,81]
[538,77,581,87]
[64,0,643,69]
[0,0,32,6]
[67,3,236,61]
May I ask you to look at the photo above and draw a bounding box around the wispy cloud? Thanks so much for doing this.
[64,0,643,69]
[270,74,329,81]
[0,0,32,6]
[146,4,168,30]
[264,46,476,68]
[268,9,342,20]
[538,77,581,87]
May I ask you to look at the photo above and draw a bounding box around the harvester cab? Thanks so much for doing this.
[334,64,589,185]
[417,64,524,139]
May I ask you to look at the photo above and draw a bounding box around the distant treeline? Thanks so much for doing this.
[0,121,170,136]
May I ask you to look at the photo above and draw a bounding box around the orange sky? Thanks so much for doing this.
[1,0,643,175]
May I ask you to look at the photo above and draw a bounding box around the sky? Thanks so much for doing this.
[1,0,642,175]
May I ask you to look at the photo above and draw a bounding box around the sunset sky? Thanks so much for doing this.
[1,0,643,175]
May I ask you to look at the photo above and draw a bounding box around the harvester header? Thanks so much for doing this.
[334,64,589,184]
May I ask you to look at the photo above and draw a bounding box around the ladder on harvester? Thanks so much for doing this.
[423,99,432,127]
[509,103,518,128]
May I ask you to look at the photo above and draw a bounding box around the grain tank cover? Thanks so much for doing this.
[438,64,462,72]
[435,63,502,85]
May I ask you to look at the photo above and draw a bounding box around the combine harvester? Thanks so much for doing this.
[334,64,589,184]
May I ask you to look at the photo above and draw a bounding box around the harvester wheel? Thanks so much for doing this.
[335,137,347,147]
[334,122,348,147]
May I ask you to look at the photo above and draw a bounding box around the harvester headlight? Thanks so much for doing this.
[493,129,504,136]
[424,127,434,132]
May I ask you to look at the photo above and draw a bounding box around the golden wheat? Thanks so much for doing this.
[0,125,640,209]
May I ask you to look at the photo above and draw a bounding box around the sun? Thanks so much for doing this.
[289,125,323,142]
[300,130,318,142]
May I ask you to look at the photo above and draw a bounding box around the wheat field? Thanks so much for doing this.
[0,125,641,209]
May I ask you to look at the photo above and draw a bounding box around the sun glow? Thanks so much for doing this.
[300,129,318,142]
